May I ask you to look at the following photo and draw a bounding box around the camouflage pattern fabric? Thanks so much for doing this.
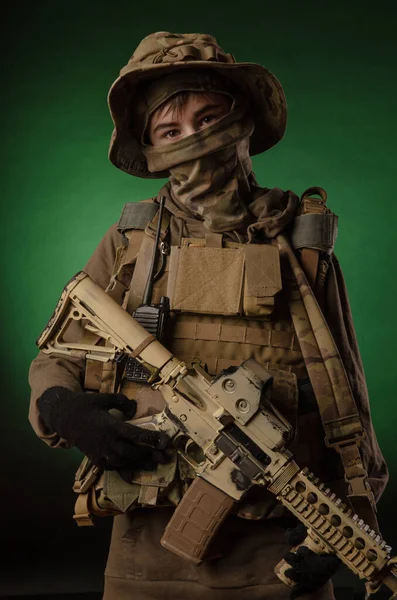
[142,100,251,171]
[277,235,358,426]
[156,173,300,240]
[277,234,378,530]
[134,69,238,145]
[143,102,254,233]
[107,31,287,178]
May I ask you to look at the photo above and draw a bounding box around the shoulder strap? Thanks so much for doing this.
[125,205,171,312]
[277,234,378,531]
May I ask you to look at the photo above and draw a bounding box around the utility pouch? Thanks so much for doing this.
[101,453,179,512]
[167,239,281,318]
[73,453,183,526]
[167,242,244,316]
[243,244,282,318]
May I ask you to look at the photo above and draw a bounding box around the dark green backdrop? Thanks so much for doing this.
[2,0,396,596]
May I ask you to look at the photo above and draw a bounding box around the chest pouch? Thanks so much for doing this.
[243,243,282,318]
[73,452,186,524]
[167,237,282,318]
[101,453,180,512]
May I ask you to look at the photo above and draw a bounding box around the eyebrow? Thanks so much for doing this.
[151,102,225,135]
[152,120,180,134]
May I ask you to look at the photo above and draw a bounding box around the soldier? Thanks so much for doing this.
[29,32,388,600]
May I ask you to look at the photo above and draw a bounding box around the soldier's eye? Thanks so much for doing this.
[200,115,216,126]
[164,129,179,139]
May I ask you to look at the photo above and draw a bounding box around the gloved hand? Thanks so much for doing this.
[37,386,170,476]
[283,523,341,599]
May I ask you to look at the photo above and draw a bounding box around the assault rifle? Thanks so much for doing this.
[37,272,397,599]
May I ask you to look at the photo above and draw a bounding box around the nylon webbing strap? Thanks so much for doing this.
[73,487,118,526]
[125,207,171,312]
[110,203,170,311]
[144,204,171,240]
[73,491,94,526]
[172,319,298,350]
[277,234,377,527]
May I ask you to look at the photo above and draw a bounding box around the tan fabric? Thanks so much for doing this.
[155,175,300,245]
[143,107,254,233]
[170,245,245,314]
[103,509,335,600]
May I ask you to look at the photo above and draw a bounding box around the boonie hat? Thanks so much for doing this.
[108,31,287,178]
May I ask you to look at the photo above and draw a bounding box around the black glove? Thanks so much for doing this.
[37,386,169,475]
[283,524,341,599]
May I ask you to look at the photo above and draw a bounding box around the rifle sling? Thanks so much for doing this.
[277,234,378,529]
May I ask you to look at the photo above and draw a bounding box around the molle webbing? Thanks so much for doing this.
[173,321,299,350]
[169,316,306,378]
[277,234,377,530]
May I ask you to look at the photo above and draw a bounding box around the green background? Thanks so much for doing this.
[2,0,396,596]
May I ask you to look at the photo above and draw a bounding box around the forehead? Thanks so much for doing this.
[152,91,231,123]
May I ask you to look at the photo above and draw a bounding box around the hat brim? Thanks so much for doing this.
[108,60,287,179]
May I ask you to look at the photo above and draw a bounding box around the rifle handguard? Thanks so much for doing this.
[274,528,332,588]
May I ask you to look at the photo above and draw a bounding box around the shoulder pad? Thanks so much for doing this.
[291,213,338,252]
[117,200,158,233]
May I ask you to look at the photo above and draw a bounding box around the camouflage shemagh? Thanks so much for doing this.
[140,71,255,232]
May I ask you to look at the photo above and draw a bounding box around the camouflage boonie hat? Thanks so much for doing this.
[108,31,287,179]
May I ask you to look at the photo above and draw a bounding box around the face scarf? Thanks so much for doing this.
[138,70,255,232]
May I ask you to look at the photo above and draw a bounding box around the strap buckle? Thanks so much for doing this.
[300,187,328,214]
[323,415,365,449]
[325,431,365,450]
[73,456,101,494]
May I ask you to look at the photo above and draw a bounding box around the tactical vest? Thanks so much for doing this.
[75,190,377,531]
[122,239,307,401]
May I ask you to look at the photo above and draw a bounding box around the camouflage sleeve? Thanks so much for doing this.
[324,255,389,503]
[28,222,121,448]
